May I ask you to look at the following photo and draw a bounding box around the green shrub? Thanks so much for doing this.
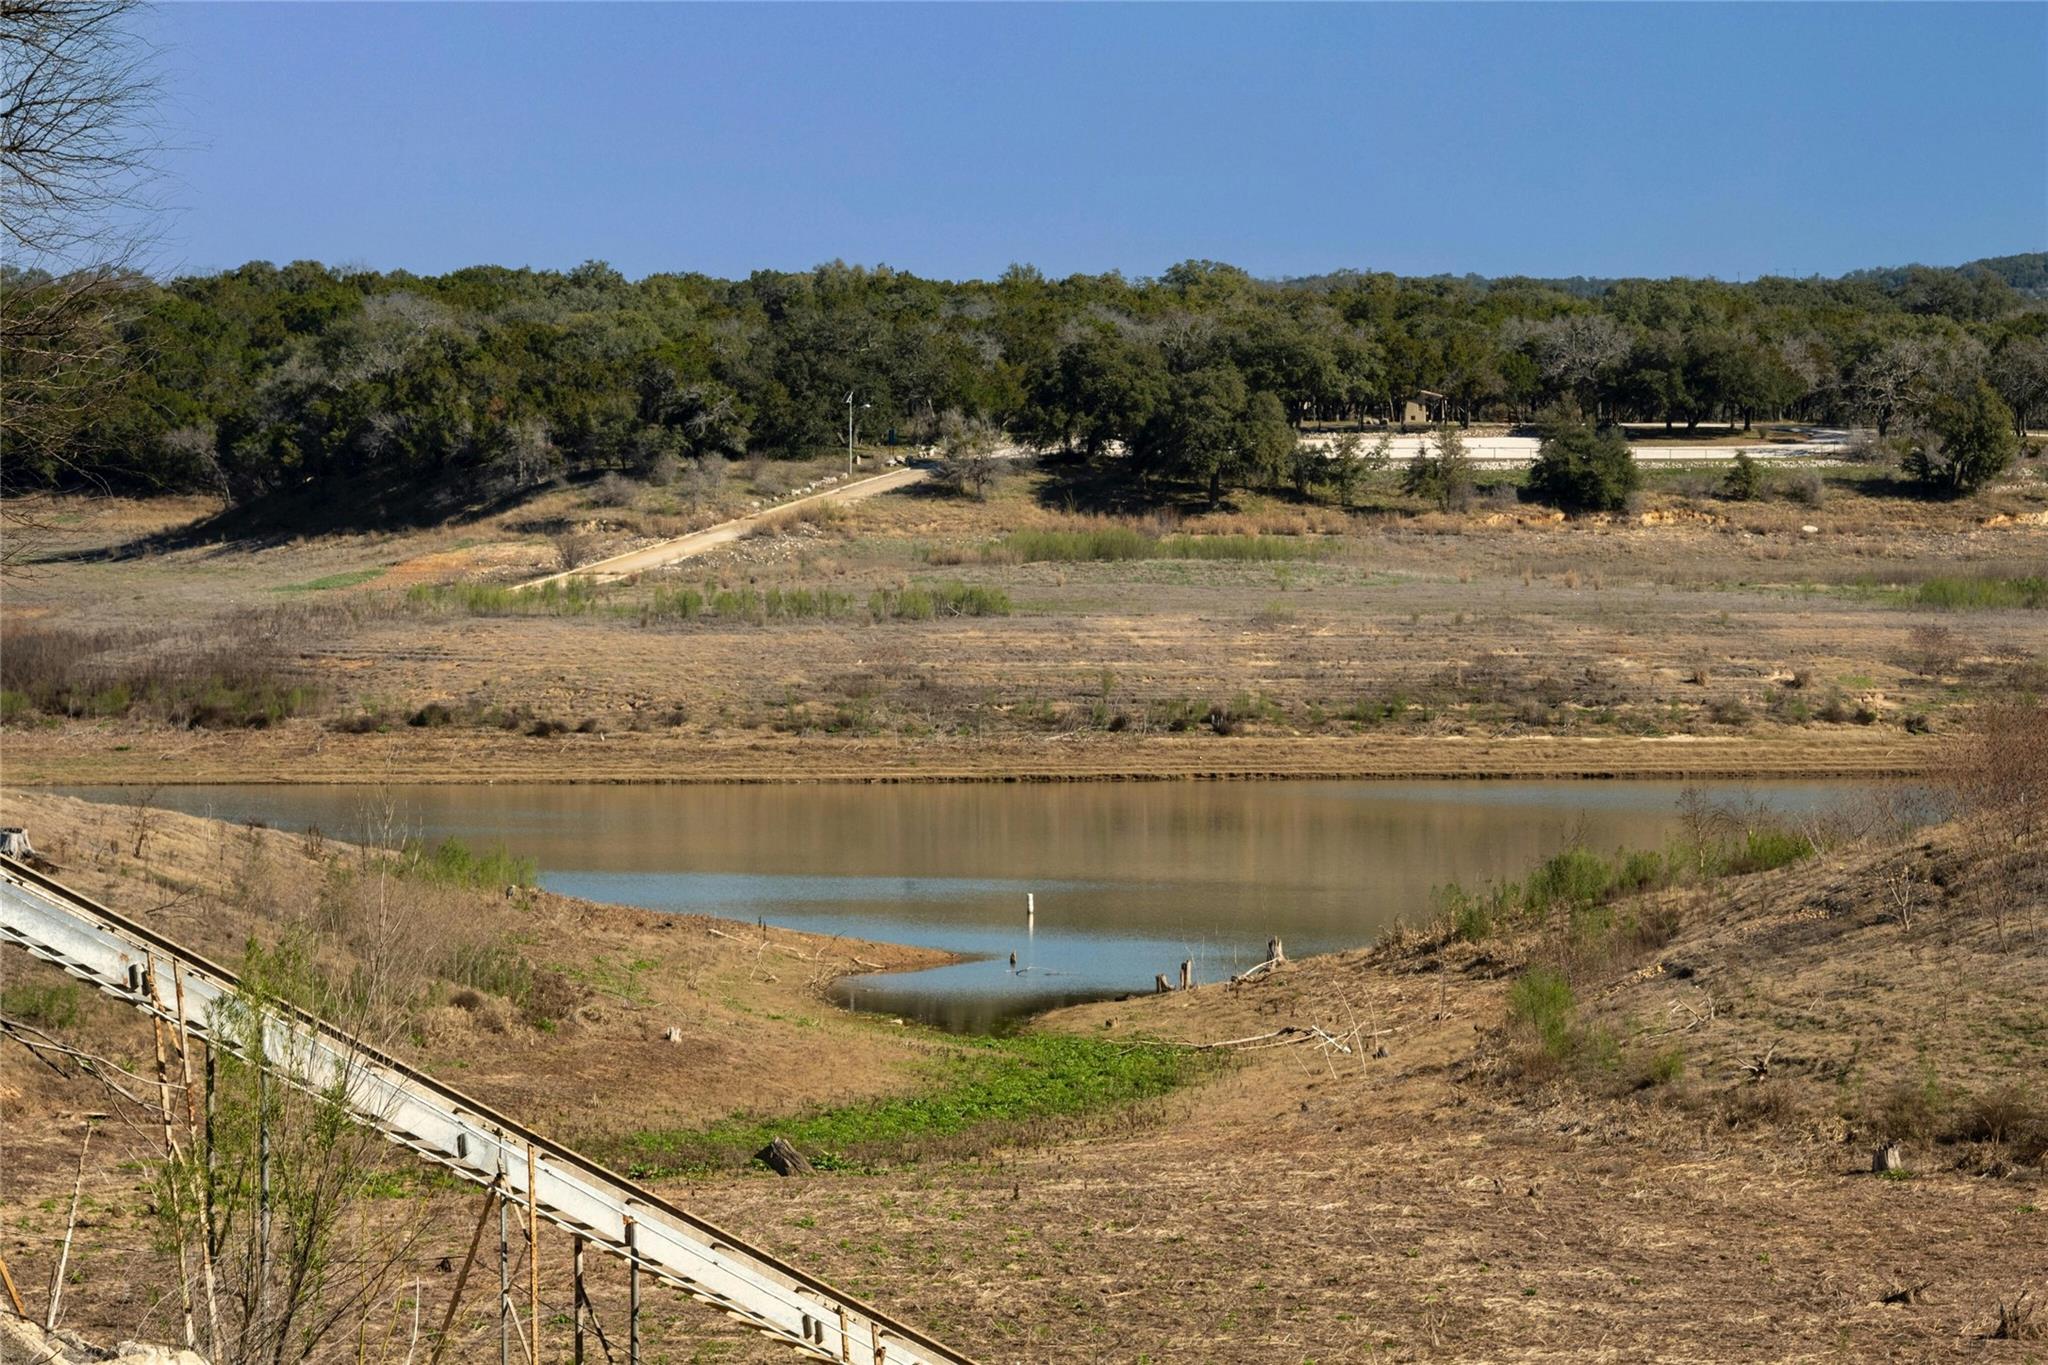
[1526,422,1640,514]
[870,582,1010,620]
[1507,967,1577,1059]
[1521,847,1613,915]
[1721,452,1765,501]
[1726,827,1813,874]
[403,837,537,889]
[1903,380,2020,495]
[1612,848,1670,895]
[641,587,704,622]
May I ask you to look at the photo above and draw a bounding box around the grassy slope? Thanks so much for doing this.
[3,791,2041,1360]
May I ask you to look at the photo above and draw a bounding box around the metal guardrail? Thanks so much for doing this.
[0,854,976,1365]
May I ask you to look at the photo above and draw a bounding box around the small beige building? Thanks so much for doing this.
[1399,390,1448,427]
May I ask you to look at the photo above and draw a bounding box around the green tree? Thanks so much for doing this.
[1402,425,1474,512]
[1903,380,2020,495]
[1526,421,1640,513]
[1720,450,1765,501]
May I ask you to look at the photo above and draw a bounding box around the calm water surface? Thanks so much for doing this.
[62,781,1868,1031]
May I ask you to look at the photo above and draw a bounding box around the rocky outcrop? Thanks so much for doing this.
[0,1314,209,1364]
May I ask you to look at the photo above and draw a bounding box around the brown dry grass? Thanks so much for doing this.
[5,470,2044,785]
[4,793,2044,1361]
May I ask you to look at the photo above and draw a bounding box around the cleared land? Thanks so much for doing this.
[2,452,2043,786]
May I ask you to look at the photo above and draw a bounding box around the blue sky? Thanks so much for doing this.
[144,2,2046,283]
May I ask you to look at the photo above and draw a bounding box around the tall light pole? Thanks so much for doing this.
[845,391,870,476]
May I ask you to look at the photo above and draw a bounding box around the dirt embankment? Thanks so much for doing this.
[3,790,2043,1361]
[0,727,1941,787]
[690,817,2046,1361]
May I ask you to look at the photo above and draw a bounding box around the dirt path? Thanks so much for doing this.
[520,463,931,588]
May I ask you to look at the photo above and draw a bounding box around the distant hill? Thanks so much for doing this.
[1280,253,2048,301]
[1843,255,2048,300]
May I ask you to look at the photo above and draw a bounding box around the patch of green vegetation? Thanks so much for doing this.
[869,581,1011,619]
[987,527,1325,565]
[407,577,604,616]
[1835,574,2048,611]
[561,577,1016,627]
[402,837,537,889]
[1436,816,1815,947]
[1507,968,1578,1061]
[0,979,84,1029]
[995,526,1156,562]
[607,1032,1221,1177]
[1637,1046,1686,1087]
[275,567,387,594]
[1910,574,2047,610]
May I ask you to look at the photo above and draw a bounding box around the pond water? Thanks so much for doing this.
[59,780,1872,1032]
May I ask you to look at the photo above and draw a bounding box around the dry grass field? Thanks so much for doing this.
[2,457,2043,787]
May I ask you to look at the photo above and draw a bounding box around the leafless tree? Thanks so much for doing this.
[1,0,165,565]
[1504,314,1629,416]
[936,409,1002,500]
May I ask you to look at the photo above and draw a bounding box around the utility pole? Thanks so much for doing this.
[845,391,870,476]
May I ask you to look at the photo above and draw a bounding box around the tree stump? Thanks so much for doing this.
[1267,936,1285,964]
[1154,974,1171,995]
[1872,1143,1907,1174]
[757,1136,814,1177]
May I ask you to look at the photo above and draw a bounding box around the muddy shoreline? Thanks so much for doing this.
[0,729,1939,786]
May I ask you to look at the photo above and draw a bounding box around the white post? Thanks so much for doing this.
[1026,893,1035,931]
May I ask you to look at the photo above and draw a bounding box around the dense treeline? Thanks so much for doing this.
[4,253,2045,515]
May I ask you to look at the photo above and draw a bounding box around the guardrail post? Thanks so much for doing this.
[526,1143,541,1365]
[427,1176,500,1365]
[572,1234,586,1365]
[499,1157,511,1365]
[257,1035,271,1342]
[144,955,198,1351]
[1,860,976,1365]
[174,968,223,1356]
[624,1215,640,1365]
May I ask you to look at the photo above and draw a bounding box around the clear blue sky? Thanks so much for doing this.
[144,2,2046,283]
